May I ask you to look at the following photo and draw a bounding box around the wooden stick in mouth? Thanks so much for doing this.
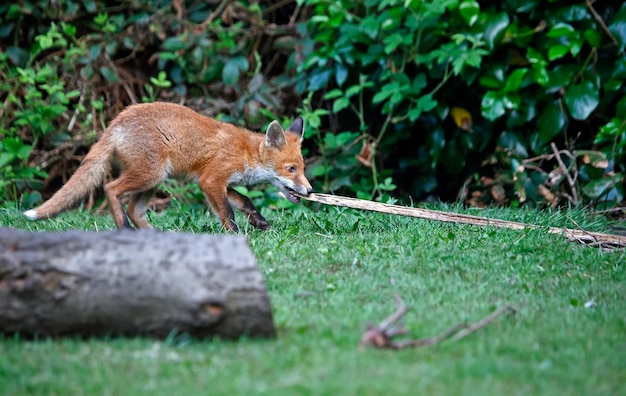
[296,192,625,250]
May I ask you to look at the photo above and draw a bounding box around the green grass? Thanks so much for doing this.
[1,202,625,396]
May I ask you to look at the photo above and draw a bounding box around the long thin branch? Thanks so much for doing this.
[298,193,626,249]
[451,306,516,341]
[379,297,408,330]
[408,323,467,348]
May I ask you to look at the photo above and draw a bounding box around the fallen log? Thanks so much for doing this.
[0,228,275,339]
[299,193,625,250]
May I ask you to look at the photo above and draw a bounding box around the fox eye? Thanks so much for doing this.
[286,166,296,173]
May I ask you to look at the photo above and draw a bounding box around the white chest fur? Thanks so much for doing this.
[228,167,276,186]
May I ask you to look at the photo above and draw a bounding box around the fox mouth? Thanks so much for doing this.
[278,185,301,204]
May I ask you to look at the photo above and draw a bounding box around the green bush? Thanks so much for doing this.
[299,0,625,208]
[0,0,624,209]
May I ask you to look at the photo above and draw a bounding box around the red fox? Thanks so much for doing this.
[23,102,313,232]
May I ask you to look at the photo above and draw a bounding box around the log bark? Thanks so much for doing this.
[0,228,275,339]
[300,193,625,250]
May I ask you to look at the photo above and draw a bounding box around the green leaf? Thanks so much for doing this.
[504,69,528,92]
[308,69,332,91]
[0,21,14,38]
[481,91,506,120]
[530,64,549,86]
[568,37,582,57]
[222,56,249,86]
[545,64,576,94]
[373,84,394,104]
[3,137,21,153]
[408,106,422,122]
[583,28,602,47]
[0,152,14,168]
[383,33,404,54]
[16,144,32,160]
[498,130,528,158]
[409,73,427,94]
[417,94,437,112]
[360,15,380,40]
[464,48,488,68]
[6,4,21,19]
[547,44,569,61]
[335,63,348,86]
[323,89,343,100]
[310,15,329,24]
[479,66,505,89]
[99,66,119,83]
[546,23,575,38]
[345,85,361,98]
[608,3,626,51]
[617,96,626,116]
[452,56,465,75]
[6,46,28,67]
[390,90,404,105]
[537,101,565,143]
[162,37,188,51]
[94,12,108,26]
[483,12,510,50]
[565,81,599,120]
[332,97,350,113]
[459,0,480,26]
[582,177,619,199]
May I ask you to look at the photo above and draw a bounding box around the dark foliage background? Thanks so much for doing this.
[1,0,624,213]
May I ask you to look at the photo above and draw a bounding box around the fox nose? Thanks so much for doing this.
[306,185,313,194]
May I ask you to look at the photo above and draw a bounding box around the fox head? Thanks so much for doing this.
[263,117,313,203]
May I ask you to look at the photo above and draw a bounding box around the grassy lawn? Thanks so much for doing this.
[1,201,624,395]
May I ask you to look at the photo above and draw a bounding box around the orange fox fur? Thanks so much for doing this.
[24,102,312,232]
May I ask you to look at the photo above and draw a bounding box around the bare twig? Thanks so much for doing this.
[263,0,294,16]
[451,306,516,341]
[551,143,579,205]
[593,207,626,215]
[408,323,467,348]
[67,86,87,132]
[586,0,619,47]
[200,0,230,27]
[288,2,302,26]
[358,296,409,349]
[378,295,408,330]
[358,298,517,350]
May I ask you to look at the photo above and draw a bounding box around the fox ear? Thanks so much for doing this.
[286,116,305,143]
[265,120,287,147]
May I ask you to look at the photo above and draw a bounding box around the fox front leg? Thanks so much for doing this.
[199,179,239,232]
[227,188,270,230]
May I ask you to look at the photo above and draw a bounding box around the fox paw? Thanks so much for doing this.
[249,217,270,230]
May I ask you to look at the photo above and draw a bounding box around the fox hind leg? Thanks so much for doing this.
[227,188,270,230]
[127,188,156,229]
[104,170,162,230]
[120,202,134,230]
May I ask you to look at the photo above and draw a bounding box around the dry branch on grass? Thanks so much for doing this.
[358,296,516,350]
[298,193,625,250]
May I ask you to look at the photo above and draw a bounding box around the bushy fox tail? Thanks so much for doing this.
[23,135,114,221]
